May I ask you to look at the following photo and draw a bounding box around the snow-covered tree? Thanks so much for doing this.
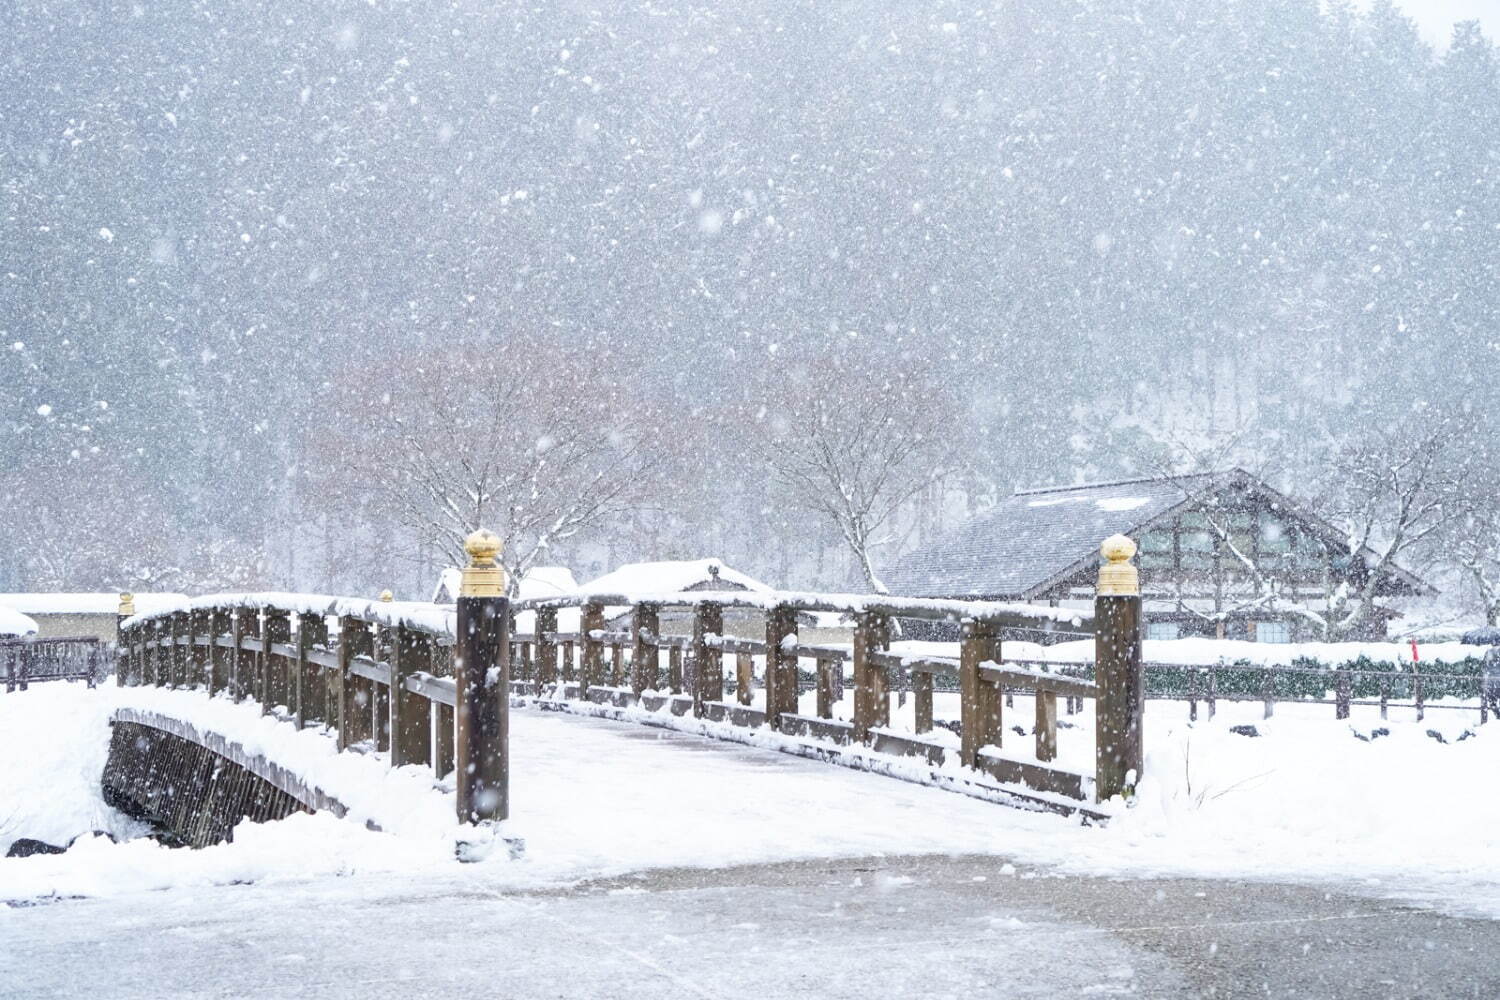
[306,333,662,594]
[743,350,962,594]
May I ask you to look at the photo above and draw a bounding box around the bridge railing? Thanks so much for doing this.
[117,535,1143,818]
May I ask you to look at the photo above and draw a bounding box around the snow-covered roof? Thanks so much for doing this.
[517,566,579,600]
[0,605,40,638]
[0,593,187,616]
[887,469,1434,601]
[579,559,770,596]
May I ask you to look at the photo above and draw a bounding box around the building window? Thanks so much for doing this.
[1147,622,1181,641]
[1254,621,1290,644]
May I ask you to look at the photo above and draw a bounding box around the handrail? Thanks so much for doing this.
[113,567,1132,813]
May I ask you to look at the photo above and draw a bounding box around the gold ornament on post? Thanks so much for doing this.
[1096,534,1139,597]
[460,529,506,598]
[379,589,394,603]
[118,592,136,617]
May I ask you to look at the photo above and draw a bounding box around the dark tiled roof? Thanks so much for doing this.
[887,474,1218,599]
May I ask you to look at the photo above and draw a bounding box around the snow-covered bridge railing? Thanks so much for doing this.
[3,637,110,692]
[116,532,1144,826]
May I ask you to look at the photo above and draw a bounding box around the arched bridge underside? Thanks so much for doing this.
[103,709,351,848]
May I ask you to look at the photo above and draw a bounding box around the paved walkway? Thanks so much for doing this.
[4,852,1498,998]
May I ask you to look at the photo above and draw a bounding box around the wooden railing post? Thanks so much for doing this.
[229,609,245,701]
[207,610,225,696]
[691,601,722,717]
[169,611,185,688]
[453,529,509,824]
[536,607,558,689]
[296,613,323,727]
[852,610,891,743]
[959,619,1001,768]
[764,604,799,730]
[815,658,836,719]
[631,603,660,696]
[391,624,433,769]
[736,650,754,705]
[1095,535,1144,802]
[580,601,605,698]
[264,609,292,712]
[1035,686,1058,762]
[914,669,934,734]
[1335,668,1352,720]
[335,616,366,750]
[116,592,135,686]
[371,593,394,750]
[434,636,456,778]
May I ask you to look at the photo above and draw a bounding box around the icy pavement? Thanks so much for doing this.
[4,854,1498,999]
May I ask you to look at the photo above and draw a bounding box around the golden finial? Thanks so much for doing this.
[379,589,394,602]
[118,592,136,616]
[460,529,506,598]
[1097,535,1139,597]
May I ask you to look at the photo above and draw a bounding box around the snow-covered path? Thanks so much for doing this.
[5,684,1500,923]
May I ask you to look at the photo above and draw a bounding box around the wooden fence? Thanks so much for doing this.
[1035,659,1491,725]
[117,533,1146,824]
[3,637,108,692]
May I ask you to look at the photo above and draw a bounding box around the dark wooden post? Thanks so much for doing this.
[735,650,753,705]
[691,601,722,717]
[298,613,327,728]
[1335,668,1352,720]
[580,601,605,698]
[1035,687,1058,762]
[115,593,135,686]
[561,638,575,683]
[816,658,837,719]
[959,619,1001,768]
[206,610,224,696]
[391,624,433,769]
[335,616,367,750]
[372,592,394,751]
[168,611,183,688]
[455,529,510,824]
[434,636,456,778]
[668,646,683,694]
[264,609,292,713]
[1095,535,1144,802]
[631,603,660,696]
[536,607,558,688]
[764,604,799,730]
[1379,673,1390,720]
[914,669,934,734]
[242,609,264,706]
[1262,668,1275,720]
[852,610,891,743]
[229,611,245,700]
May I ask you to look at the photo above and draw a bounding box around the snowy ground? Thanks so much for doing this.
[2,682,1499,922]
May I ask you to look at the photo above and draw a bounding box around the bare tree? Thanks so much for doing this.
[744,352,962,593]
[1318,410,1477,639]
[307,333,662,593]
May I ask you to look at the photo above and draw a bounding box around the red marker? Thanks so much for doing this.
[1410,637,1419,663]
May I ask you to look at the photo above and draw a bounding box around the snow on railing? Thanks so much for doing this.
[115,537,1143,823]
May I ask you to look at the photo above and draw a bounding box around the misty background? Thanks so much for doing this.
[2,0,1497,619]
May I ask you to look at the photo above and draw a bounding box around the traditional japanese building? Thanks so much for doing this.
[887,469,1434,641]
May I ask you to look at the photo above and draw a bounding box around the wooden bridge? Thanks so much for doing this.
[109,533,1145,845]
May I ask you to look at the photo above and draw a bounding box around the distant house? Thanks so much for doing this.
[0,593,186,642]
[886,470,1435,642]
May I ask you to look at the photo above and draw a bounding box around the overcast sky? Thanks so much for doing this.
[1383,0,1497,46]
